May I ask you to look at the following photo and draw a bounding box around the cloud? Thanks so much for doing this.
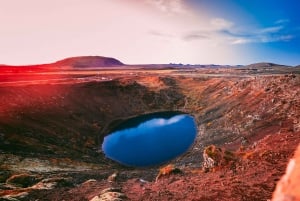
[214,19,296,45]
[230,33,294,45]
[231,38,253,44]
[145,0,188,14]
[259,26,284,33]
[182,18,233,42]
[148,30,174,38]
[183,32,209,41]
[229,26,294,44]
[275,19,290,24]
[210,18,234,30]
[263,35,294,42]
[149,115,186,126]
[182,17,296,45]
[230,34,294,44]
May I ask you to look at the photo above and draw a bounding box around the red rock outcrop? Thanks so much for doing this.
[272,143,300,201]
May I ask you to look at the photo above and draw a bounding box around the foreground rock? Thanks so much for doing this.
[202,145,237,172]
[272,144,300,201]
[90,187,127,201]
[5,173,39,188]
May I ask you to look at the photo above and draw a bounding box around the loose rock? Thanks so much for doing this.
[90,187,127,201]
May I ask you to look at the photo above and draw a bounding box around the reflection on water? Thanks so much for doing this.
[102,113,197,167]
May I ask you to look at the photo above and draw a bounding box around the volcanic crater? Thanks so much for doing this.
[0,57,300,200]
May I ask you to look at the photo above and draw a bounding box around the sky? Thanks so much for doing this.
[0,0,299,66]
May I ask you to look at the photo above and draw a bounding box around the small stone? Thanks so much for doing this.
[30,177,72,190]
[1,192,29,200]
[139,178,149,183]
[100,192,126,199]
[155,164,182,182]
[6,173,38,188]
[107,172,118,183]
[89,187,127,201]
[81,179,97,185]
[100,187,122,194]
[241,136,249,146]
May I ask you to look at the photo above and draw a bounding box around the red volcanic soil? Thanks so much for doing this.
[0,65,299,200]
[123,132,300,201]
[5,131,299,201]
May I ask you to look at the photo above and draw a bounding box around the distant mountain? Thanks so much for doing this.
[0,56,124,69]
[293,66,300,72]
[245,62,287,68]
[52,56,124,68]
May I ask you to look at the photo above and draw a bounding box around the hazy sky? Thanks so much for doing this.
[0,0,299,65]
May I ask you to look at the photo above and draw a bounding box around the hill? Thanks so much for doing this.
[52,56,124,68]
[245,62,290,68]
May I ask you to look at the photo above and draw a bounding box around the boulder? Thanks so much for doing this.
[272,144,300,201]
[6,173,38,188]
[202,145,237,172]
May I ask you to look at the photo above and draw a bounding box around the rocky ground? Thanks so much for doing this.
[0,65,299,200]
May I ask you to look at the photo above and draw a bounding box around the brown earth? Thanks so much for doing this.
[0,65,300,200]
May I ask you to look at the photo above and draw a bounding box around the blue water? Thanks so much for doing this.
[102,113,197,167]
